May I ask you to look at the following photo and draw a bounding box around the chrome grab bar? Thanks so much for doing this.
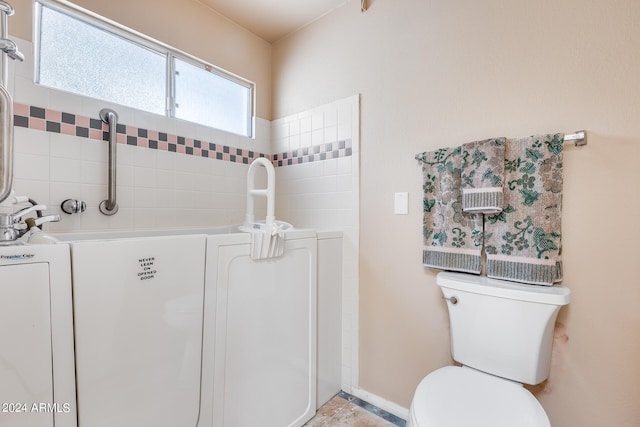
[99,108,119,215]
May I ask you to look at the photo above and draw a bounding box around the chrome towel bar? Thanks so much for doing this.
[563,130,587,146]
[414,130,587,161]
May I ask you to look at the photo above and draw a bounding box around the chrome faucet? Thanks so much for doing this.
[11,204,47,221]
[0,213,15,241]
[25,214,60,229]
[0,204,59,242]
[0,38,23,61]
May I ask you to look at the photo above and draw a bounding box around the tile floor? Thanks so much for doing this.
[304,391,406,427]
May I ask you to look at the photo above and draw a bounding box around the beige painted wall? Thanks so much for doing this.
[273,1,640,426]
[9,0,273,120]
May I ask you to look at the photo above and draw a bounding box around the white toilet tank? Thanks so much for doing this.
[437,272,570,385]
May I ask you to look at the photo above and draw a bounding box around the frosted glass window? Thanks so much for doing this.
[174,58,251,137]
[35,1,255,137]
[37,6,166,115]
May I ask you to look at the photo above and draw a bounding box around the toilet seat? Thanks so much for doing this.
[409,366,550,427]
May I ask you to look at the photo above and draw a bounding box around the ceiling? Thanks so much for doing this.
[198,0,348,43]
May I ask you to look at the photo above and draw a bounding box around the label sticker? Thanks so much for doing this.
[137,257,157,281]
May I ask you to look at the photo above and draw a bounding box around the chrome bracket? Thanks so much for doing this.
[442,295,459,305]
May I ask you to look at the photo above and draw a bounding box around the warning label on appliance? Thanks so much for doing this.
[138,257,157,281]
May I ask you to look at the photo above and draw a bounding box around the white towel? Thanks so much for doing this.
[241,222,285,260]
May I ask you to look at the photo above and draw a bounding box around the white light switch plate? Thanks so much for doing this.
[394,192,409,215]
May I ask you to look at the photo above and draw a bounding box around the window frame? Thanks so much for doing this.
[171,55,254,138]
[33,0,256,138]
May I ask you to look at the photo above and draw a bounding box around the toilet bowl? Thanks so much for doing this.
[407,272,570,427]
[406,366,550,427]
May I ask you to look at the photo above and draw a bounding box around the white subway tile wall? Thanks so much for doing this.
[9,36,360,394]
[272,95,360,393]
[9,38,271,232]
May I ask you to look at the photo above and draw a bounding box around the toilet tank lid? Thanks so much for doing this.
[437,272,570,306]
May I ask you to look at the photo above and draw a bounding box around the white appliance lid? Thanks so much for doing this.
[412,366,550,427]
[437,271,570,305]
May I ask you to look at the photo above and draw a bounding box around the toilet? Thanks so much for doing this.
[407,271,570,427]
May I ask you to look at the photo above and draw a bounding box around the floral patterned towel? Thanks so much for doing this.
[461,137,506,214]
[484,134,564,285]
[418,146,483,274]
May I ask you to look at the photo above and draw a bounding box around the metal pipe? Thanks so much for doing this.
[0,0,20,89]
[0,1,14,16]
[0,1,11,203]
[0,1,22,204]
[0,3,8,88]
[0,83,12,203]
[98,108,119,215]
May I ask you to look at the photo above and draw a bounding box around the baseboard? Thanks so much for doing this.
[350,386,410,421]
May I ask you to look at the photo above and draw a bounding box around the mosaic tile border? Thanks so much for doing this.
[13,103,267,165]
[273,139,352,167]
[12,103,352,167]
